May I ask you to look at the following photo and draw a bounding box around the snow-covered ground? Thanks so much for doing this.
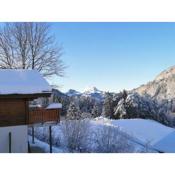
[29,118,175,153]
[95,117,175,153]
[28,136,67,153]
[112,119,174,145]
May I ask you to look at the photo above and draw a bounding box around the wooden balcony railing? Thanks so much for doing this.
[29,109,60,125]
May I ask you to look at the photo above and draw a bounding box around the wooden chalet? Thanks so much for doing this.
[0,69,61,127]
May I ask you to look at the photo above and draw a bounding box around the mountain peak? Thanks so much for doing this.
[83,86,102,94]
[82,86,104,101]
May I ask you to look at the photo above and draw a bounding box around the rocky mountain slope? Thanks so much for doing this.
[134,66,175,101]
[111,66,175,126]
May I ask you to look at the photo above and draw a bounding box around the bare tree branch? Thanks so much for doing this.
[0,22,65,77]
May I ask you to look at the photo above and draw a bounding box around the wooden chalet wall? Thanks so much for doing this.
[0,97,60,126]
[0,99,28,127]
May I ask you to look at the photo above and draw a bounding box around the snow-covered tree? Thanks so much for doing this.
[94,125,134,153]
[114,93,157,119]
[122,89,128,102]
[91,104,101,118]
[67,102,81,120]
[102,92,114,118]
[78,96,96,113]
[61,119,90,152]
[81,112,92,119]
[114,92,170,125]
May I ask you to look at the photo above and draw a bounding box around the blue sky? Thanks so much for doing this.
[51,22,175,93]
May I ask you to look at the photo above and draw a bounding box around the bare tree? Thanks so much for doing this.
[0,22,64,77]
[93,126,134,153]
[61,119,90,152]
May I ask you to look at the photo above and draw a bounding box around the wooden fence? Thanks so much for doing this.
[29,109,60,124]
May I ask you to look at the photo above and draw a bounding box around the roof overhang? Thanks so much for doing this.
[0,92,52,100]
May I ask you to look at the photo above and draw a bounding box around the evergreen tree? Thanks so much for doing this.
[122,89,128,102]
[102,92,114,118]
[67,102,81,120]
[91,104,101,118]
[79,96,95,113]
[113,90,128,119]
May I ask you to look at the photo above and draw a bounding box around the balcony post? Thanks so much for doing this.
[28,141,31,153]
[32,126,35,144]
[9,132,12,153]
[49,125,52,153]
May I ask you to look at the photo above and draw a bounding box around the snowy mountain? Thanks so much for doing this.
[83,86,103,94]
[66,89,82,97]
[65,87,105,101]
[82,86,105,101]
[134,65,175,101]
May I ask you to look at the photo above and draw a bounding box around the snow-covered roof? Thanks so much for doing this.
[0,69,52,95]
[46,103,62,109]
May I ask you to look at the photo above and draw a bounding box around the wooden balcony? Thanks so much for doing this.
[29,108,60,125]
